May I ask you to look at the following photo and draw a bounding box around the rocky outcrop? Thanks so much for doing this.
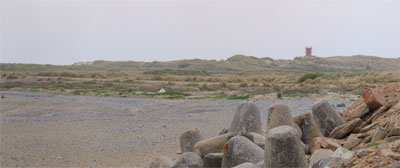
[228,103,262,134]
[264,125,308,168]
[312,100,345,136]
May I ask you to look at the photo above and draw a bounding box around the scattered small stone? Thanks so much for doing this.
[336,103,346,107]
[332,147,354,160]
[309,149,334,167]
[355,149,369,158]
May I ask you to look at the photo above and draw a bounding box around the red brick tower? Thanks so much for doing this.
[305,46,312,57]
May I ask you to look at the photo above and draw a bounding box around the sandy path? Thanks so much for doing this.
[0,91,353,167]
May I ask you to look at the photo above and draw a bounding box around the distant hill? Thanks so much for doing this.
[1,55,399,74]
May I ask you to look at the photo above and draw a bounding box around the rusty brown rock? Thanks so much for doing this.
[343,134,363,150]
[309,137,341,154]
[341,99,370,122]
[329,118,363,139]
[363,88,386,111]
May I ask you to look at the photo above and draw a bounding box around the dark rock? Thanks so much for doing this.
[312,100,345,137]
[203,153,223,168]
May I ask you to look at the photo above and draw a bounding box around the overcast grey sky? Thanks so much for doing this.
[1,0,399,65]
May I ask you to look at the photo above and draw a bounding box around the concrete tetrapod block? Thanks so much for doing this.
[264,125,308,168]
[221,136,264,168]
[228,103,262,134]
[178,128,202,153]
[266,104,302,138]
[312,100,344,137]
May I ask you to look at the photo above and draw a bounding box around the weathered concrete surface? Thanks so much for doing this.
[229,103,262,134]
[221,136,264,168]
[293,112,322,145]
[266,104,302,138]
[232,162,257,168]
[312,100,345,137]
[173,152,203,168]
[178,128,202,153]
[264,126,308,168]
[150,156,174,168]
[203,153,223,168]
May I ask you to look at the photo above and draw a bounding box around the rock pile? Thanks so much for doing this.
[149,83,400,168]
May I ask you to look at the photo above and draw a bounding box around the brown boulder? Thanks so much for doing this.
[330,118,363,139]
[343,134,363,150]
[341,99,369,122]
[193,133,231,158]
[309,137,341,154]
[363,88,386,111]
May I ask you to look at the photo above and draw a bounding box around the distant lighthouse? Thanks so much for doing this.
[305,46,312,57]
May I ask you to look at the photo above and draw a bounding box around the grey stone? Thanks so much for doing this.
[309,149,334,167]
[372,126,386,141]
[293,112,322,146]
[178,128,202,153]
[256,161,264,168]
[336,103,346,107]
[384,161,400,168]
[203,153,223,168]
[229,103,262,134]
[193,133,231,158]
[311,157,350,168]
[332,147,354,160]
[232,162,257,168]
[312,100,345,137]
[387,125,400,137]
[329,118,362,139]
[266,104,302,138]
[221,136,264,168]
[246,132,266,149]
[385,136,400,142]
[355,149,369,158]
[264,125,308,168]
[219,128,229,135]
[173,152,203,168]
[150,156,174,168]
